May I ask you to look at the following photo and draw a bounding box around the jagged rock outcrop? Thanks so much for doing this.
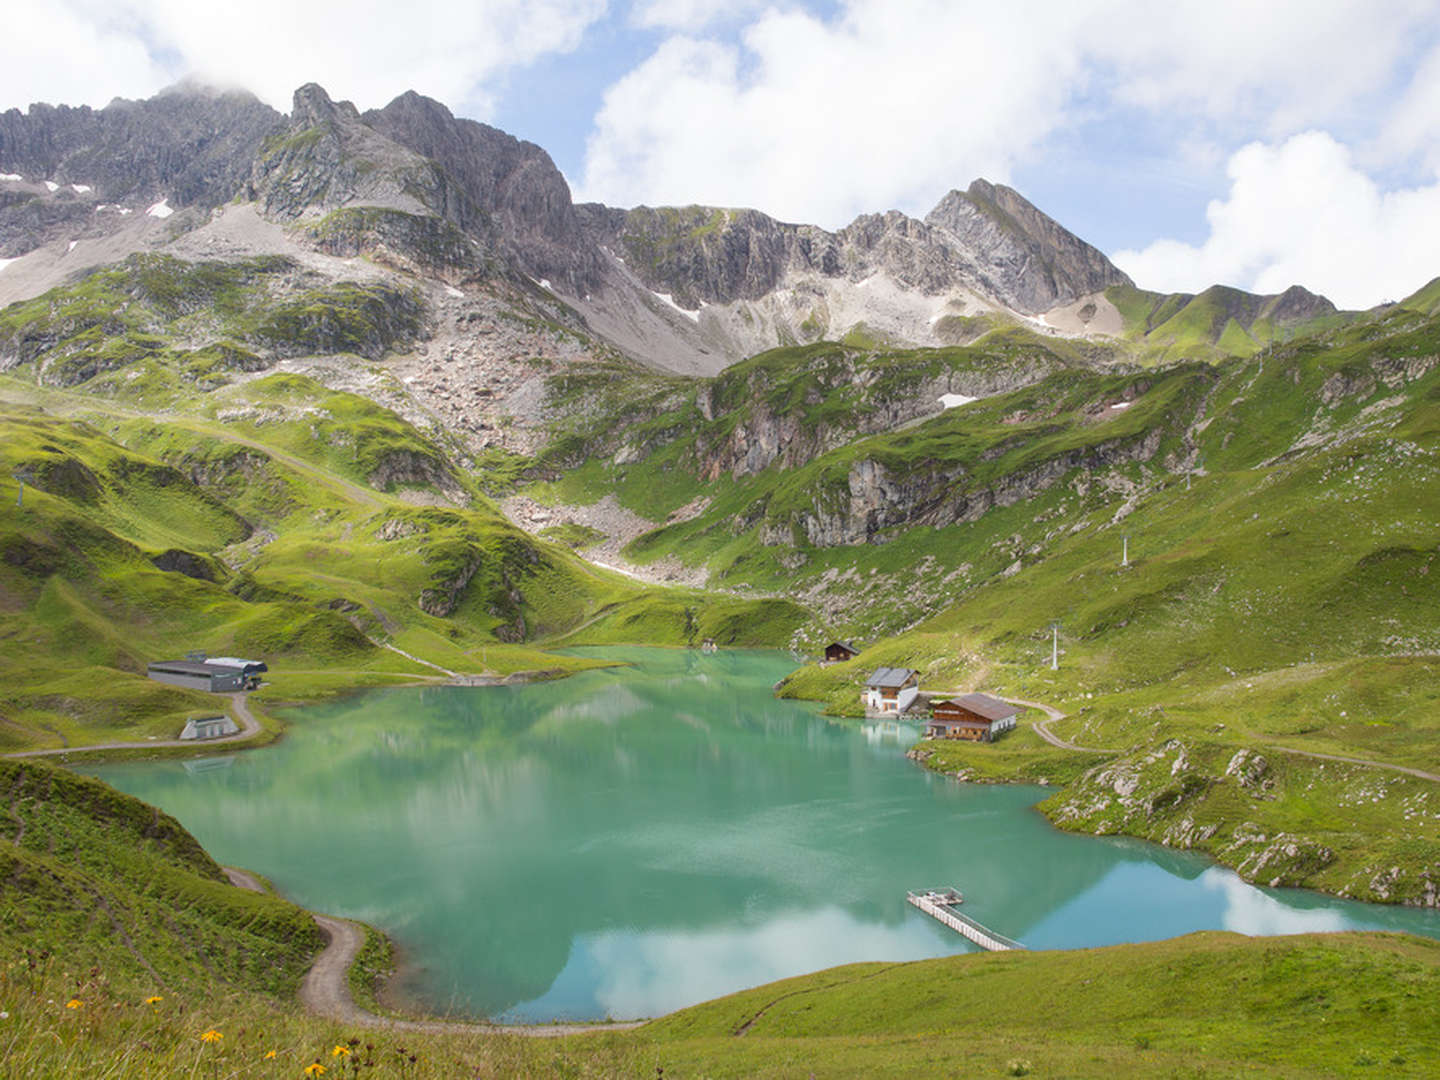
[576,203,831,309]
[0,188,94,258]
[306,207,490,279]
[247,280,425,361]
[0,81,282,207]
[690,349,1062,480]
[773,427,1163,548]
[366,449,466,503]
[150,548,219,581]
[418,547,483,617]
[0,82,281,256]
[249,84,485,233]
[578,179,1134,316]
[0,77,1350,377]
[363,92,604,295]
[923,180,1134,313]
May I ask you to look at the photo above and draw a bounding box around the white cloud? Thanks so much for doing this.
[581,907,944,1018]
[0,1,606,116]
[580,2,1084,224]
[1376,38,1440,172]
[1095,0,1432,132]
[578,0,1439,229]
[0,5,166,110]
[1200,869,1348,936]
[1112,131,1440,308]
[630,0,766,31]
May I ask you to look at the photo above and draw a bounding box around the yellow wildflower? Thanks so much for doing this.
[332,1045,350,1057]
[144,995,163,1005]
[264,1049,277,1059]
[200,1029,223,1044]
[65,999,82,1010]
[304,1065,326,1077]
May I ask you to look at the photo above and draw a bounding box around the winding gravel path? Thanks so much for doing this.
[997,695,1113,754]
[1264,746,1440,783]
[993,694,1440,784]
[5,692,262,758]
[224,871,642,1036]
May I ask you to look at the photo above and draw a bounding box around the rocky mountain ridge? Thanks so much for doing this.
[582,178,1131,318]
[0,79,1345,377]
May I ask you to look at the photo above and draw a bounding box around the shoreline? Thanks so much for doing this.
[891,712,1440,911]
[2,659,604,765]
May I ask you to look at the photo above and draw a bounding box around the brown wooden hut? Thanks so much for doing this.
[926,693,1020,742]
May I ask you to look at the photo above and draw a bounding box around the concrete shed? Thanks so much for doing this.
[179,715,240,740]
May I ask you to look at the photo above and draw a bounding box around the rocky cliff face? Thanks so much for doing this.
[688,349,1063,480]
[777,426,1163,548]
[249,84,486,232]
[924,180,1134,313]
[363,92,605,296]
[0,82,281,257]
[0,77,1338,379]
[579,180,1134,317]
[0,82,282,207]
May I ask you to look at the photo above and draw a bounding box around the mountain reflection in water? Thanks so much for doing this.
[92,648,1440,1021]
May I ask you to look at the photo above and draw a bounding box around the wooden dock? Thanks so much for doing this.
[907,889,1025,952]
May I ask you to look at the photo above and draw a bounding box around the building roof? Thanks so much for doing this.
[941,693,1021,722]
[826,641,859,653]
[866,666,918,689]
[207,656,268,672]
[928,710,987,724]
[149,660,245,677]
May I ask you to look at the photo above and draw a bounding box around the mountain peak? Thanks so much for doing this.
[923,178,1132,313]
[152,76,263,104]
[290,83,359,128]
[379,89,456,125]
[964,177,1002,202]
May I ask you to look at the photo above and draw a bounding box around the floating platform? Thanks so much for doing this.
[907,888,1025,952]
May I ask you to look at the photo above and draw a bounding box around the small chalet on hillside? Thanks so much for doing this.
[926,693,1020,742]
[864,667,920,714]
[823,641,860,665]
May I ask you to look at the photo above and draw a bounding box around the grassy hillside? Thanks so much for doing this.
[643,931,1440,1078]
[0,392,804,750]
[767,305,1440,903]
[0,759,1433,1078]
[1105,282,1355,364]
[0,758,322,996]
[5,912,1437,1077]
[494,287,1440,903]
[0,255,806,753]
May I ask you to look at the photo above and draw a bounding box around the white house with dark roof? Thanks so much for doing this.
[864,667,920,714]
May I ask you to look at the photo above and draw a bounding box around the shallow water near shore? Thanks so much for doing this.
[92,647,1440,1022]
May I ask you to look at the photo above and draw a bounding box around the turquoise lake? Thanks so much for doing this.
[91,648,1440,1022]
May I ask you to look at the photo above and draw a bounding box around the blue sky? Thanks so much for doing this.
[6,1,1440,308]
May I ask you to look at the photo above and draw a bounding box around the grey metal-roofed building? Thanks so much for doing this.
[206,657,268,677]
[147,660,249,693]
